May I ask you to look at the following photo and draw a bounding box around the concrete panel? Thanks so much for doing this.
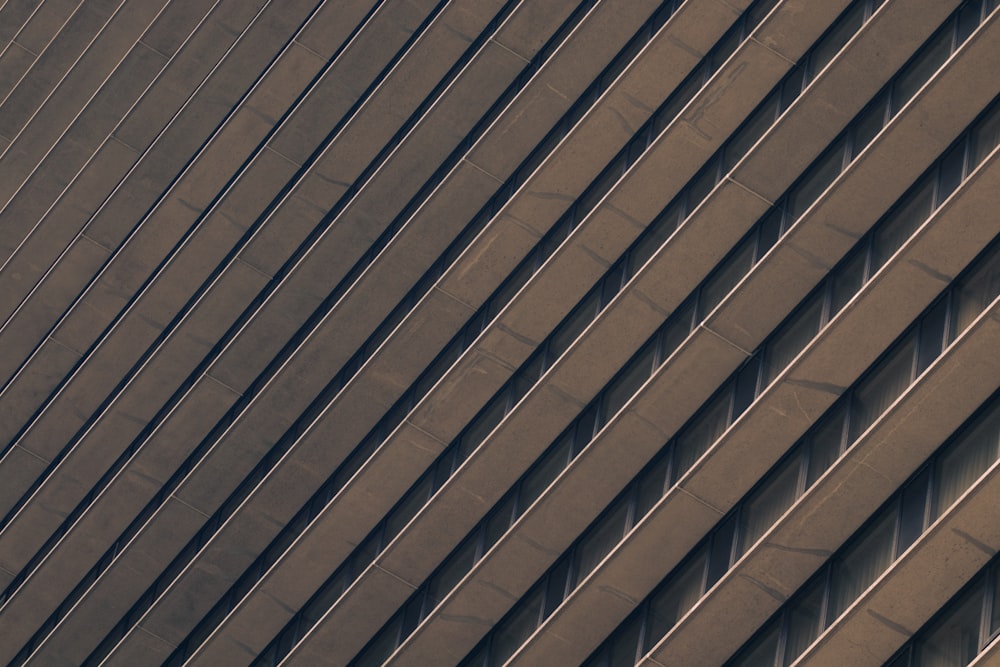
[0,0,168,213]
[0,0,120,146]
[6,0,81,55]
[0,41,37,102]
[0,139,134,326]
[113,0,268,152]
[283,564,416,666]
[732,0,963,200]
[0,445,49,536]
[467,0,659,178]
[268,0,440,165]
[0,338,82,448]
[799,464,1000,667]
[294,0,380,60]
[140,0,217,58]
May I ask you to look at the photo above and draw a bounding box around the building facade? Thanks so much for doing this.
[0,0,998,665]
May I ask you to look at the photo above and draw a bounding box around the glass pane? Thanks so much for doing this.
[520,432,574,511]
[544,557,572,615]
[635,454,671,518]
[827,505,897,622]
[706,515,738,588]
[971,102,1000,166]
[914,584,985,667]
[764,292,824,385]
[485,493,517,548]
[629,200,682,274]
[898,467,930,556]
[550,291,600,360]
[385,475,434,540]
[687,158,721,213]
[732,355,762,418]
[725,93,779,172]
[917,297,949,375]
[829,245,868,316]
[936,141,967,206]
[739,453,802,556]
[892,27,954,114]
[660,299,696,362]
[573,497,630,584]
[991,564,1000,635]
[700,237,756,317]
[809,2,866,77]
[786,137,848,221]
[807,404,847,486]
[427,535,479,605]
[459,394,510,460]
[645,549,708,651]
[489,588,543,666]
[600,342,656,427]
[729,618,780,667]
[934,401,1000,517]
[872,175,934,271]
[607,611,643,667]
[852,93,889,156]
[674,389,733,475]
[952,244,1000,336]
[849,335,917,443]
[783,580,825,665]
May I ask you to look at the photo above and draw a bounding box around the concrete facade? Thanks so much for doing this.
[0,0,997,665]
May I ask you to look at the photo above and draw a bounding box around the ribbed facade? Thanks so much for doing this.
[0,0,998,665]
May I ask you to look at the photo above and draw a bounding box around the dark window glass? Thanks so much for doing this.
[809,2,866,77]
[550,292,601,359]
[660,299,696,362]
[724,93,779,172]
[937,141,967,206]
[644,549,708,650]
[786,137,848,221]
[730,617,780,667]
[675,389,733,475]
[629,200,683,274]
[991,564,1000,635]
[829,245,868,316]
[913,584,984,667]
[519,432,574,511]
[971,102,1000,166]
[427,535,479,605]
[952,245,1000,335]
[783,580,825,665]
[739,452,802,555]
[460,393,510,460]
[827,505,897,621]
[916,297,949,375]
[607,613,643,667]
[700,237,756,317]
[686,159,721,212]
[489,588,543,666]
[573,497,630,585]
[897,467,930,556]
[956,0,984,43]
[385,475,434,539]
[544,557,572,615]
[892,27,954,114]
[852,92,889,155]
[807,404,847,485]
[635,454,671,518]
[732,356,762,418]
[707,515,738,587]
[779,65,806,113]
[849,334,916,442]
[600,342,656,426]
[484,494,517,548]
[934,401,1000,516]
[764,292,824,385]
